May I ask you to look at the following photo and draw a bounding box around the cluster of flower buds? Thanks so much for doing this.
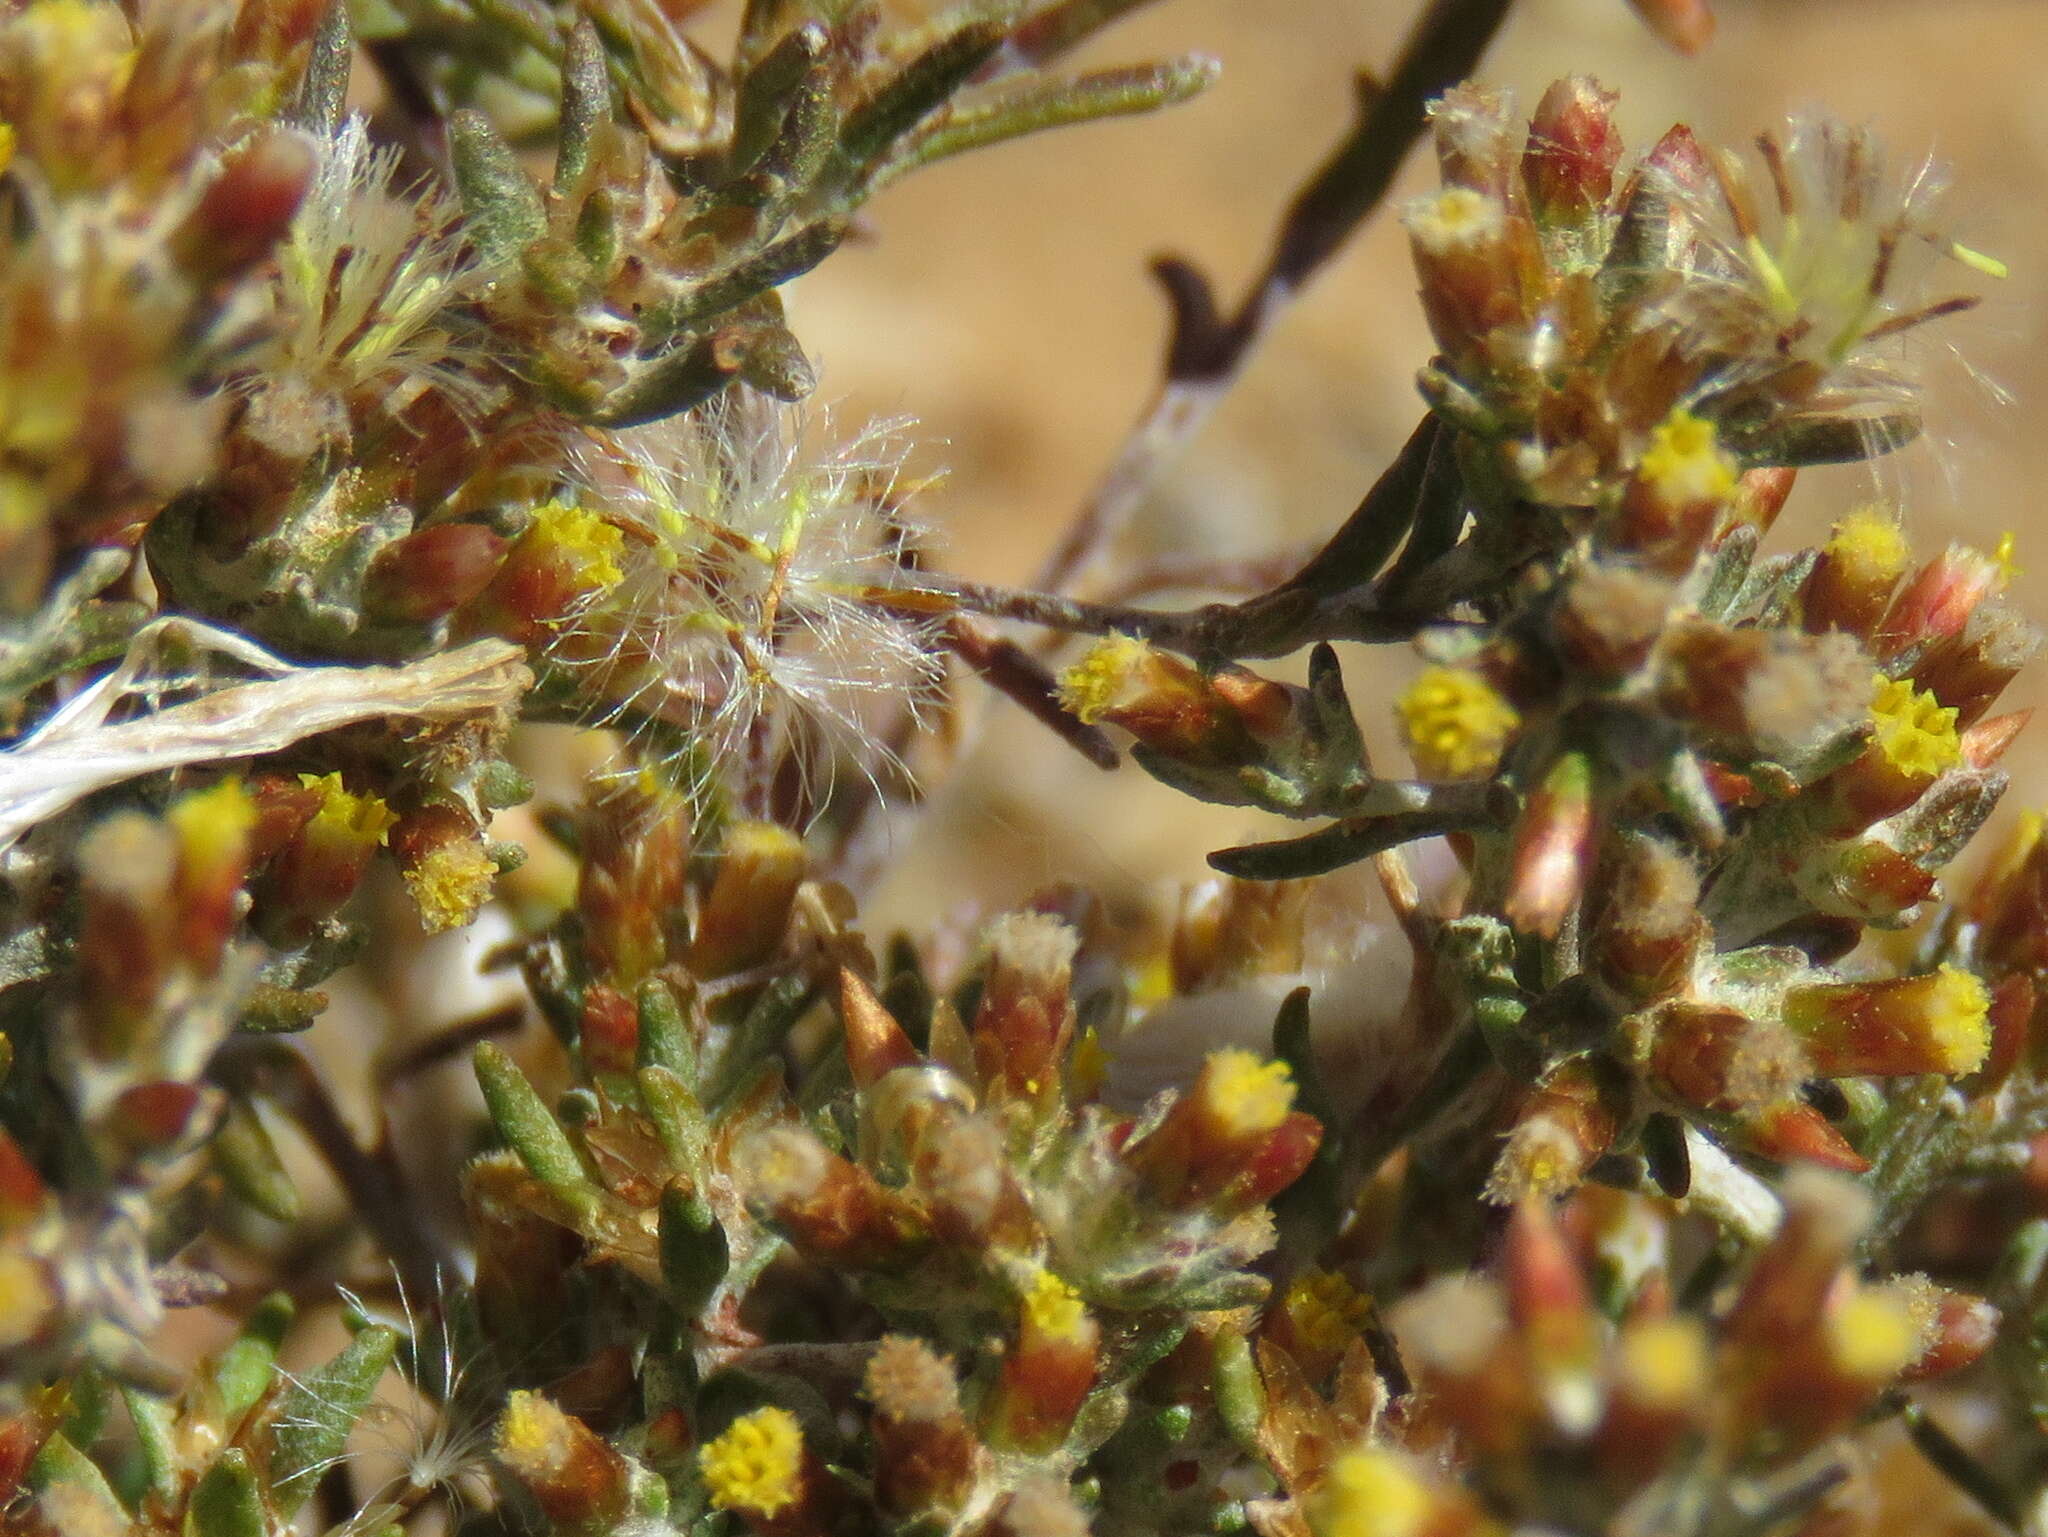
[1345,1181,1998,1529]
[1408,79,2001,504]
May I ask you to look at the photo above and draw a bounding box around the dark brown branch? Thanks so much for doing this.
[1035,0,1517,596]
[942,616,1121,769]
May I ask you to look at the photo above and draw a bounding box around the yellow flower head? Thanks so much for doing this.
[1636,409,1738,508]
[1199,1049,1296,1137]
[298,773,398,847]
[167,777,256,863]
[496,1390,576,1480]
[1397,666,1518,778]
[1825,507,1910,588]
[1022,1269,1089,1342]
[1824,1286,1922,1382]
[1058,634,1155,726]
[1281,1269,1375,1353]
[404,840,499,934]
[1869,675,1961,779]
[1404,186,1505,255]
[1615,1316,1708,1410]
[1311,1447,1434,1537]
[699,1405,806,1516]
[1919,964,1992,1075]
[525,500,624,593]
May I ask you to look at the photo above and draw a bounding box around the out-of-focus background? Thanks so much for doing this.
[775,0,2048,933]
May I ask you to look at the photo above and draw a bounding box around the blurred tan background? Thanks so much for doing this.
[771,0,2048,932]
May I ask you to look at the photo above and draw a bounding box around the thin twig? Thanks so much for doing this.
[1034,0,1517,598]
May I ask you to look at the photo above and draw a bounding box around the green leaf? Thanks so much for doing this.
[183,1449,265,1537]
[120,1387,179,1503]
[27,1433,128,1527]
[211,1095,300,1223]
[213,1292,295,1425]
[555,17,612,191]
[268,1325,398,1517]
[474,1041,602,1217]
[288,1,353,134]
[449,109,547,268]
[659,1181,730,1318]
[835,22,1007,173]
[636,977,698,1082]
[880,57,1218,186]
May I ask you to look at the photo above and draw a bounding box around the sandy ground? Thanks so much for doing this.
[761,0,2048,940]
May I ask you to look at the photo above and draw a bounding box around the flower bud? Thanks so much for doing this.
[364,523,511,625]
[1060,635,1264,766]
[838,968,920,1090]
[989,1270,1100,1452]
[1267,1268,1376,1382]
[1522,76,1622,234]
[1589,835,1704,1002]
[165,778,256,974]
[1504,751,1595,938]
[1875,543,2000,660]
[76,811,178,1054]
[392,803,499,933]
[1610,410,1737,575]
[466,500,625,645]
[1128,1049,1321,1213]
[971,913,1078,1107]
[1387,1275,1528,1458]
[734,1124,927,1269]
[689,821,805,979]
[261,773,397,936]
[1595,1312,1708,1493]
[1781,965,1990,1078]
[495,1390,632,1529]
[1503,1199,1603,1436]
[1625,0,1714,51]
[1911,600,2042,727]
[1655,621,1867,764]
[865,1335,980,1516]
[1484,1056,1620,1202]
[1743,1100,1868,1173]
[174,126,317,281]
[1309,1444,1495,1537]
[1405,187,1529,363]
[1801,508,1910,638]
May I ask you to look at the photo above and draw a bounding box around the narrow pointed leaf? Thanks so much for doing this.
[268,1325,397,1517]
[473,1042,602,1216]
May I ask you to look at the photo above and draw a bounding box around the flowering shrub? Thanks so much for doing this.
[0,1,2043,1535]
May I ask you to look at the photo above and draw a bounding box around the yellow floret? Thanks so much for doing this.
[1201,1048,1296,1136]
[1282,1269,1375,1353]
[1824,1287,1922,1381]
[1616,1316,1708,1409]
[404,841,499,933]
[527,500,624,592]
[1869,675,1962,779]
[1312,1447,1434,1537]
[298,772,398,846]
[1397,666,1519,779]
[495,1390,574,1479]
[167,777,256,858]
[699,1406,805,1516]
[1825,507,1910,586]
[1022,1269,1089,1342]
[1636,409,1738,507]
[1057,634,1154,725]
[1921,964,1992,1075]
[1404,186,1505,254]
